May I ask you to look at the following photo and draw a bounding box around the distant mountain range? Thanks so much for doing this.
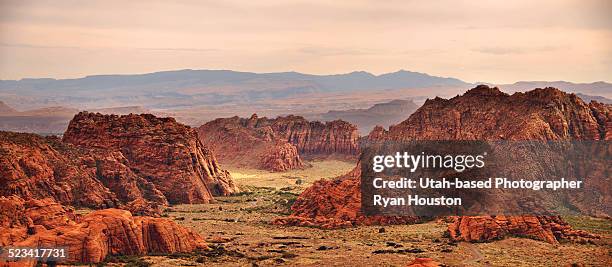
[306,99,420,134]
[0,69,468,110]
[2,69,609,110]
[1,69,610,133]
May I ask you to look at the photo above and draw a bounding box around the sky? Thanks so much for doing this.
[0,0,610,83]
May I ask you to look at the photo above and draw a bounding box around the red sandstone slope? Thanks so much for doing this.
[0,131,169,215]
[198,114,304,171]
[63,112,238,204]
[0,195,207,265]
[273,165,422,228]
[198,114,359,171]
[277,85,610,243]
[386,85,609,141]
[270,115,359,156]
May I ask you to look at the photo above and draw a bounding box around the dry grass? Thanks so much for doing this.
[74,159,612,266]
[152,182,612,266]
[227,159,355,191]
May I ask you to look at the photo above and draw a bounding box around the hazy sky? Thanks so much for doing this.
[0,0,610,83]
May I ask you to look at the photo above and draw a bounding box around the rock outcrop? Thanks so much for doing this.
[198,114,358,171]
[63,112,238,204]
[0,131,167,216]
[0,196,207,265]
[273,165,422,228]
[278,86,609,243]
[385,85,609,141]
[198,114,304,172]
[447,216,599,244]
[272,115,359,156]
[260,142,304,172]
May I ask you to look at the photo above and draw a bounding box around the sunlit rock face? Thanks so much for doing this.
[277,86,610,243]
[63,112,238,204]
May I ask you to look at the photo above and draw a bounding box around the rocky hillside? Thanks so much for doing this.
[0,112,238,264]
[386,85,609,141]
[0,131,168,216]
[273,166,422,228]
[277,85,610,243]
[198,114,358,172]
[63,112,238,204]
[271,115,359,156]
[0,195,207,265]
[198,114,304,172]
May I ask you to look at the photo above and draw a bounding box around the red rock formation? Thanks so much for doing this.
[366,125,388,141]
[273,165,421,228]
[0,196,207,265]
[447,216,599,244]
[0,132,118,209]
[588,100,612,140]
[279,86,609,243]
[87,149,168,215]
[0,131,167,216]
[270,115,359,155]
[386,85,609,141]
[63,112,238,204]
[198,113,358,171]
[198,114,304,172]
[260,142,304,172]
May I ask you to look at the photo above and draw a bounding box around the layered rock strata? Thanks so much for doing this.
[198,114,358,171]
[0,131,167,215]
[277,86,609,243]
[63,112,238,204]
[0,196,207,265]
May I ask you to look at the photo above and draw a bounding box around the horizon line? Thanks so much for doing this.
[1,68,610,85]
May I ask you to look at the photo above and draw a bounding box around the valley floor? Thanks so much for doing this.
[98,160,611,267]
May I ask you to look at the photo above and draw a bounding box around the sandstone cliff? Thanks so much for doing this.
[198,114,358,172]
[63,112,238,204]
[270,115,359,156]
[0,195,207,265]
[198,114,304,172]
[386,85,609,141]
[0,131,172,216]
[273,165,422,228]
[277,86,610,243]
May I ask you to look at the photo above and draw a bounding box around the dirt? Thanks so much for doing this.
[92,160,611,266]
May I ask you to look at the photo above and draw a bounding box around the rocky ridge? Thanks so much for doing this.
[0,131,168,216]
[0,195,207,265]
[447,216,599,244]
[272,165,422,228]
[63,112,238,204]
[198,114,358,172]
[276,85,610,243]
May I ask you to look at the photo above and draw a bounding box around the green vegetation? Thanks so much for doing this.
[564,215,612,235]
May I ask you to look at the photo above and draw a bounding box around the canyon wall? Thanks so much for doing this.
[0,131,168,216]
[278,85,610,243]
[63,112,238,204]
[198,114,358,172]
